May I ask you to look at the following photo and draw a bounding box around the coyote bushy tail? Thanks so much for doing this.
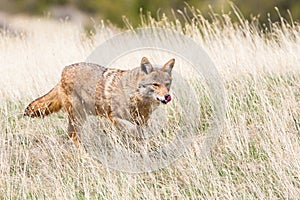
[24,84,62,117]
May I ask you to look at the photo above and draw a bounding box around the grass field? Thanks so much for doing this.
[1,9,300,199]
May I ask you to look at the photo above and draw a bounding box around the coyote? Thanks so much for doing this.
[24,57,175,145]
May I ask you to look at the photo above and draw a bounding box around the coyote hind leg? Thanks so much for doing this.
[65,102,85,147]
[68,116,80,147]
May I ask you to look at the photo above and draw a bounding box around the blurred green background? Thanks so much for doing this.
[0,0,299,26]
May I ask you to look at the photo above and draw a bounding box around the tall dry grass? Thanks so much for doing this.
[1,8,300,199]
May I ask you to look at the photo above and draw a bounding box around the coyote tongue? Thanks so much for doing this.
[165,95,171,103]
[161,94,171,104]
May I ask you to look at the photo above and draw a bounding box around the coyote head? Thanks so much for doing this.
[138,57,175,104]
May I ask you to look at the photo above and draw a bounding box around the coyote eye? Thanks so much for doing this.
[152,83,160,87]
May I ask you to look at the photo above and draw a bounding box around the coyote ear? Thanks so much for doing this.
[162,58,175,74]
[141,57,153,74]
